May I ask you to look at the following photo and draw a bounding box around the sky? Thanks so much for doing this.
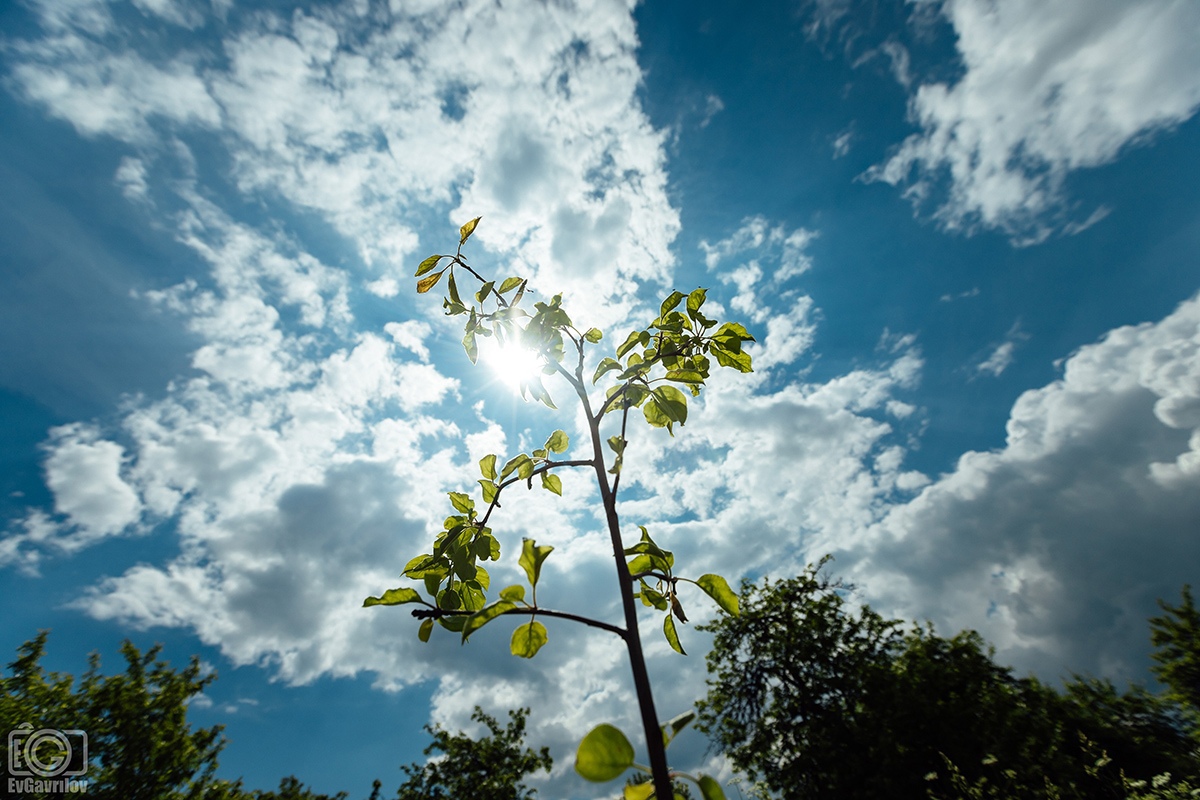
[1,0,1199,796]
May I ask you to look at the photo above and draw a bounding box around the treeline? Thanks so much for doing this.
[698,559,1200,800]
[3,562,1197,799]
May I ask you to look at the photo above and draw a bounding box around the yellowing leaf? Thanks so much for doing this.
[459,216,481,245]
[416,269,445,294]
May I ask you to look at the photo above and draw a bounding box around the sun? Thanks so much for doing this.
[482,338,545,392]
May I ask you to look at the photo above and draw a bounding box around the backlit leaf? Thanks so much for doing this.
[462,599,516,641]
[519,538,554,587]
[499,276,523,294]
[584,327,603,343]
[500,584,525,602]
[511,619,548,658]
[593,357,621,384]
[624,784,654,800]
[545,429,569,453]
[459,216,481,245]
[479,454,497,480]
[659,290,685,317]
[448,492,474,514]
[463,329,478,364]
[697,775,727,800]
[418,619,433,642]
[664,615,686,655]
[415,254,443,276]
[575,724,634,782]
[541,472,562,496]
[696,573,739,616]
[363,587,422,608]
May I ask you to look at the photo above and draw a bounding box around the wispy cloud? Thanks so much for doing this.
[864,0,1200,244]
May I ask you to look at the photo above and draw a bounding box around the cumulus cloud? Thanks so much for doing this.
[866,0,1200,243]
[842,292,1200,681]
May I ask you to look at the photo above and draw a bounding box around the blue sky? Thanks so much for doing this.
[2,0,1199,796]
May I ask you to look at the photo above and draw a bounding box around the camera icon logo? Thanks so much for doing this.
[8,722,89,778]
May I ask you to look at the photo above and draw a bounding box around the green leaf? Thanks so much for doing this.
[463,329,478,364]
[418,618,433,642]
[575,724,635,782]
[664,369,705,384]
[593,357,622,384]
[545,429,569,453]
[438,615,466,632]
[624,784,655,800]
[415,254,444,277]
[642,398,670,430]
[447,270,462,306]
[653,386,688,425]
[500,454,531,481]
[462,599,516,641]
[479,454,497,480]
[499,584,525,602]
[541,472,562,496]
[662,710,696,747]
[499,276,524,294]
[696,574,739,615]
[479,479,498,504]
[584,327,603,343]
[712,347,752,373]
[363,587,423,608]
[664,615,686,655]
[517,457,536,480]
[616,330,643,359]
[697,775,727,800]
[448,491,474,514]
[638,586,669,611]
[659,290,685,317]
[510,620,548,658]
[459,216,481,245]
[686,288,707,318]
[475,280,495,304]
[519,538,554,587]
[417,270,445,294]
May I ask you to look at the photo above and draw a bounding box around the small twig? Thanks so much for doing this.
[412,606,627,640]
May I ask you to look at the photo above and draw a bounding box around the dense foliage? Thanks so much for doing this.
[2,634,548,800]
[393,707,551,800]
[698,560,1200,800]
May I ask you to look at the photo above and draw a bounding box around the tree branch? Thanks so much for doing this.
[411,606,627,640]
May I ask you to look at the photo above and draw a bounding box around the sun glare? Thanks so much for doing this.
[484,339,545,392]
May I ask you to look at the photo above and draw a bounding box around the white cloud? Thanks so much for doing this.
[841,292,1200,681]
[44,424,142,539]
[700,216,817,281]
[867,0,1200,243]
[975,341,1014,377]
